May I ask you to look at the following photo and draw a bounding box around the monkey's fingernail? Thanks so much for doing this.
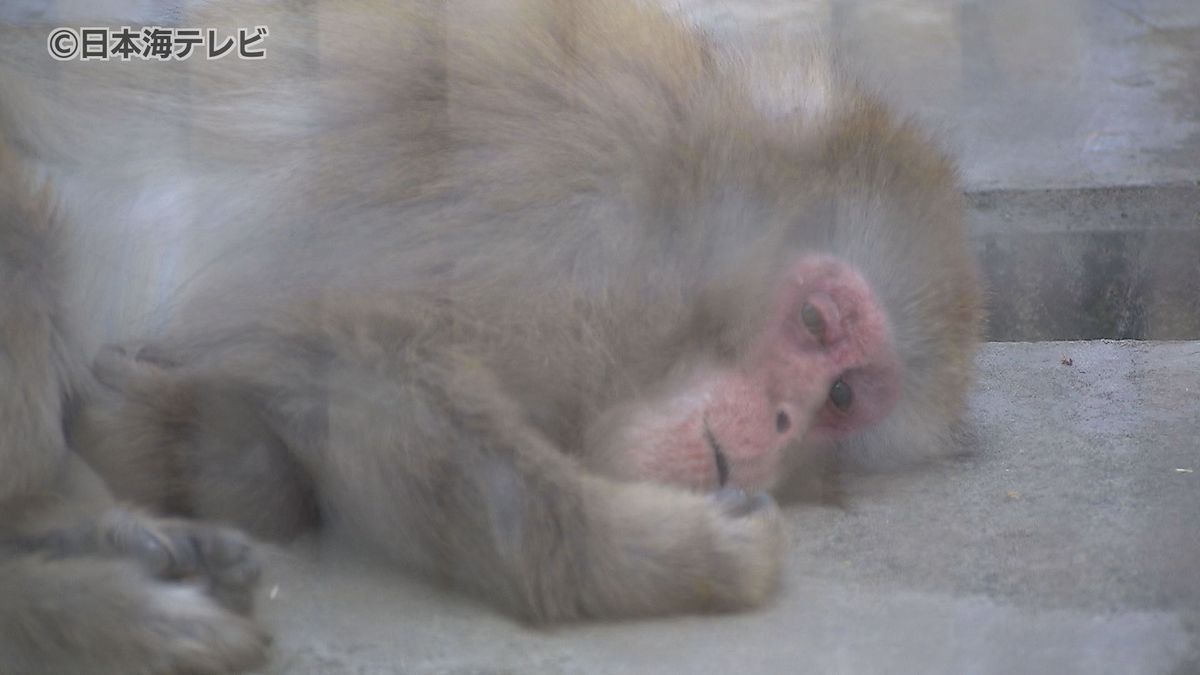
[800,302,825,340]
[713,488,773,517]
[714,486,749,513]
[132,530,174,576]
[830,378,853,412]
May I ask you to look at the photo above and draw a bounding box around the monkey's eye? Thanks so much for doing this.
[800,302,825,342]
[829,377,853,412]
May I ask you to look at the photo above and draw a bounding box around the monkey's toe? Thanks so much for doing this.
[156,521,262,615]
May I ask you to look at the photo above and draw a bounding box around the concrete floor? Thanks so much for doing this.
[258,342,1200,675]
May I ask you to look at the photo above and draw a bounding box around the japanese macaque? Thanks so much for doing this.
[0,0,982,672]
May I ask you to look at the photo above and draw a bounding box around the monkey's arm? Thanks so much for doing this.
[82,312,785,622]
[308,346,786,620]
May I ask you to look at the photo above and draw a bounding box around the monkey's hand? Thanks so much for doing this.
[695,487,786,610]
[576,480,786,617]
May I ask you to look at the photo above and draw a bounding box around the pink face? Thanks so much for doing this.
[607,255,902,492]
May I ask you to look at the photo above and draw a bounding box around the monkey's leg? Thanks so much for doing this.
[0,458,271,675]
[7,498,263,616]
[0,474,269,675]
[0,554,268,675]
[76,343,322,542]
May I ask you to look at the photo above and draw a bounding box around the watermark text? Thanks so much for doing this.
[48,26,269,61]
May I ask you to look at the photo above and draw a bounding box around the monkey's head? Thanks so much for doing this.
[584,252,904,492]
[578,79,981,494]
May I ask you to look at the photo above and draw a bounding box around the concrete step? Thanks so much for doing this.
[969,185,1200,340]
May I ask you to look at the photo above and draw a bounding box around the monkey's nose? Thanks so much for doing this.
[775,409,791,434]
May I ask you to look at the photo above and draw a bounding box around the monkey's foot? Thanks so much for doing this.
[107,577,272,675]
[0,552,271,675]
[97,509,263,615]
[26,507,264,617]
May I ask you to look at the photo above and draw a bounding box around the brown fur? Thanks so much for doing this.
[0,0,982,669]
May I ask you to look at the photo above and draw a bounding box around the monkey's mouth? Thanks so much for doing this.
[702,416,730,487]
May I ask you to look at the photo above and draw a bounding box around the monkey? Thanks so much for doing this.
[0,142,270,673]
[0,0,982,668]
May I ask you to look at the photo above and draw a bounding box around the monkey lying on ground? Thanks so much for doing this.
[0,0,982,671]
